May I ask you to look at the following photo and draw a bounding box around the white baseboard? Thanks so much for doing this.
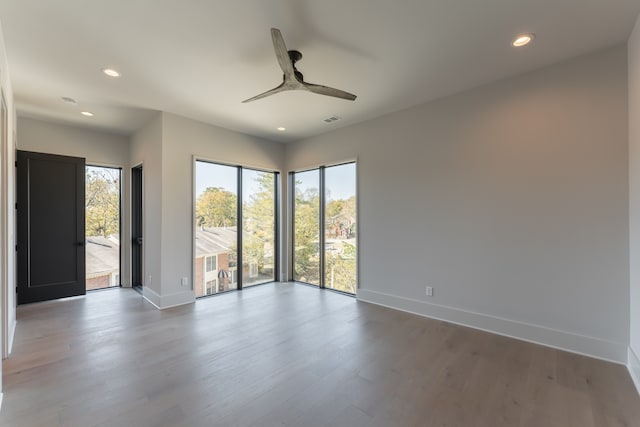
[7,318,15,355]
[142,287,194,309]
[158,289,195,309]
[357,288,627,364]
[142,286,161,308]
[629,347,640,396]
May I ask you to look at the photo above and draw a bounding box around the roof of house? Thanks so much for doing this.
[195,226,237,257]
[86,235,120,276]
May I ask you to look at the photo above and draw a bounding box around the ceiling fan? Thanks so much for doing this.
[242,28,357,103]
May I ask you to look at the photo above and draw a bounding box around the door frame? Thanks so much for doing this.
[131,163,144,289]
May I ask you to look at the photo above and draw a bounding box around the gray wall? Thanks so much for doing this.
[286,46,630,362]
[0,19,16,395]
[17,117,130,165]
[628,14,640,387]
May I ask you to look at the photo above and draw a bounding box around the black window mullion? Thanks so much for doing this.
[274,172,280,282]
[118,168,122,286]
[319,167,326,289]
[237,166,243,290]
[289,172,296,281]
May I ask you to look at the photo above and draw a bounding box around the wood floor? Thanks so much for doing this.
[1,283,639,427]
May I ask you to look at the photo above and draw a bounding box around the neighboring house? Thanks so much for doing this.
[86,235,120,290]
[194,226,238,297]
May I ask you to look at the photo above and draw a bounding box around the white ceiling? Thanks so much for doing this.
[0,0,639,143]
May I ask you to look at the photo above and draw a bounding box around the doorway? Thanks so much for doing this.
[131,165,143,289]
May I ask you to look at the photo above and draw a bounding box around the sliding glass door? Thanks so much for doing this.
[194,160,278,297]
[292,162,357,293]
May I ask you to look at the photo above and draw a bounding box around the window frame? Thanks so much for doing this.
[85,164,123,290]
[289,161,358,294]
[193,157,280,298]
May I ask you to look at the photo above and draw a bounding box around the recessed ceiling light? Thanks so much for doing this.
[61,97,77,105]
[512,33,535,47]
[81,111,94,117]
[277,127,286,131]
[102,68,121,78]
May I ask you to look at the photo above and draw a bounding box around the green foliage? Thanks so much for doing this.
[193,169,358,292]
[86,167,120,238]
[294,182,321,284]
[294,179,358,292]
[196,187,237,227]
[326,245,357,294]
[243,172,275,271]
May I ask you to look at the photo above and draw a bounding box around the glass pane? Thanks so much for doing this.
[85,166,121,289]
[194,161,238,297]
[293,170,320,285]
[242,169,276,287]
[324,163,357,294]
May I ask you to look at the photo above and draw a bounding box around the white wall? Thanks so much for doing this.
[628,14,640,390]
[158,112,285,308]
[17,117,129,165]
[0,19,16,403]
[286,45,629,363]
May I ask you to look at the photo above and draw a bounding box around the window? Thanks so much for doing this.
[292,169,320,285]
[324,163,357,294]
[242,169,276,287]
[85,165,121,290]
[194,160,278,298]
[206,255,217,272]
[292,162,357,294]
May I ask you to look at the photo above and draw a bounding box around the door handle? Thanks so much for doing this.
[136,237,143,245]
[77,241,84,247]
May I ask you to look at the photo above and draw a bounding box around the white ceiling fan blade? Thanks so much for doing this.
[242,82,288,103]
[303,82,357,101]
[271,28,295,79]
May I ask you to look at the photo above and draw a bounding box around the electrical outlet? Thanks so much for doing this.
[181,277,189,287]
[426,286,433,297]
[147,275,152,285]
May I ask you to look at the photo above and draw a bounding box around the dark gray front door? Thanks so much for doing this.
[17,150,86,304]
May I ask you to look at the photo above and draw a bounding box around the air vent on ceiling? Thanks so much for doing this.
[323,115,341,123]
[61,97,77,105]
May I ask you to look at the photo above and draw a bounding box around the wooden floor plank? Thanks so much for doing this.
[1,283,638,426]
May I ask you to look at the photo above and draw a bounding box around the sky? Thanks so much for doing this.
[195,161,356,201]
[295,163,356,201]
[195,162,269,199]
